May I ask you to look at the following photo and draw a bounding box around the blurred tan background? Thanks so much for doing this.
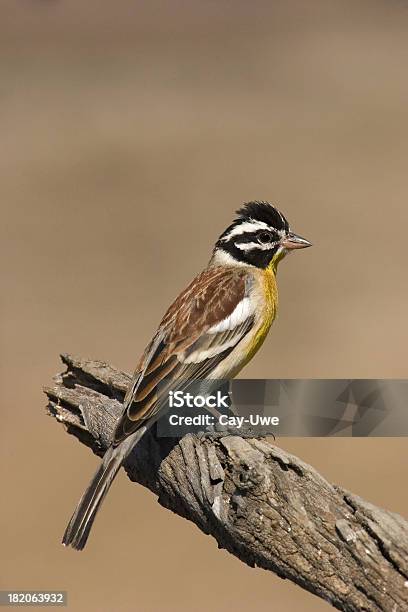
[1,1,408,610]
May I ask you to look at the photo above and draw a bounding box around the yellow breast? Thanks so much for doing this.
[242,266,278,367]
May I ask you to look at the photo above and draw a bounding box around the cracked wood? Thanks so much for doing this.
[44,354,408,612]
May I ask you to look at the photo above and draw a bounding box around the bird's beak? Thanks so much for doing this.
[281,232,312,250]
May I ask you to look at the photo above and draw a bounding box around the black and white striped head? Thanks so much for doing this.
[213,201,311,269]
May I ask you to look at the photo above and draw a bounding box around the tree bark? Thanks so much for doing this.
[44,354,408,612]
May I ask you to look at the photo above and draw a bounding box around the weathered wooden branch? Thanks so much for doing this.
[44,354,408,612]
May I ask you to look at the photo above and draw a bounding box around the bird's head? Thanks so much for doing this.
[212,201,311,271]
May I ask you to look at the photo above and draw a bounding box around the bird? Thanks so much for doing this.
[62,201,311,550]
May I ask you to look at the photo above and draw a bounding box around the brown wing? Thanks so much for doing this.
[113,267,255,445]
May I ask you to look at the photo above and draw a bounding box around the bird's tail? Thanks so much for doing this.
[62,427,146,551]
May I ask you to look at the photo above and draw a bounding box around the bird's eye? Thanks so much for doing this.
[258,231,272,244]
